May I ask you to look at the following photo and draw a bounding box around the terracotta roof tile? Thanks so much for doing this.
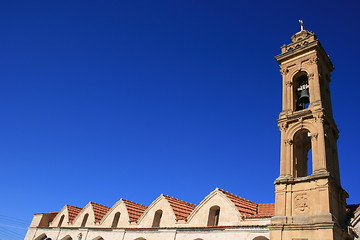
[90,202,111,222]
[163,195,196,220]
[122,199,148,222]
[257,203,275,216]
[250,203,275,218]
[218,189,258,216]
[66,205,82,223]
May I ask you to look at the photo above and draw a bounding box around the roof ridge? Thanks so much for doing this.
[162,194,196,207]
[122,199,148,209]
[218,189,258,216]
[66,204,82,209]
[218,189,257,205]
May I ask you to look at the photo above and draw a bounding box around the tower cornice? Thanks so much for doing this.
[275,31,334,72]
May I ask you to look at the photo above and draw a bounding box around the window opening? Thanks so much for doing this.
[207,206,220,226]
[307,148,313,176]
[81,213,89,228]
[58,215,65,227]
[152,210,163,228]
[295,75,310,111]
[293,130,312,177]
[111,212,121,228]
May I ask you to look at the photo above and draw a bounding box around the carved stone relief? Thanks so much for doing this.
[284,139,293,145]
[309,56,318,65]
[280,67,289,75]
[309,132,318,140]
[307,73,314,81]
[314,112,325,122]
[279,122,288,131]
[294,194,309,213]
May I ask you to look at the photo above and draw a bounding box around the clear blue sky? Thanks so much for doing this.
[1,0,359,239]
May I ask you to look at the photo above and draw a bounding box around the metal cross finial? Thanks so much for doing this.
[299,20,305,31]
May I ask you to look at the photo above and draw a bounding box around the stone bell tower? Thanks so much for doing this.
[269,22,349,240]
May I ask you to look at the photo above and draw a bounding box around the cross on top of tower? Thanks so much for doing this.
[299,19,305,31]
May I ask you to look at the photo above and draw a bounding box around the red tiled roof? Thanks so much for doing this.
[218,189,274,218]
[163,195,196,220]
[122,199,148,222]
[90,202,111,222]
[67,205,82,223]
[218,189,258,216]
[251,203,275,218]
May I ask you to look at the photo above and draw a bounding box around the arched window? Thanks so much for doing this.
[58,215,65,227]
[207,206,220,226]
[81,213,89,227]
[35,234,49,240]
[111,212,121,227]
[152,210,163,227]
[293,72,310,111]
[293,129,312,177]
[253,237,269,240]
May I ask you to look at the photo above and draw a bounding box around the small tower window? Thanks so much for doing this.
[293,130,312,177]
[207,206,220,226]
[81,213,89,228]
[294,73,310,111]
[152,210,163,227]
[111,212,121,228]
[58,215,65,227]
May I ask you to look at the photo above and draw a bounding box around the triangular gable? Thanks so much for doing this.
[187,188,242,223]
[100,198,147,226]
[72,202,110,226]
[136,195,168,224]
[51,204,82,227]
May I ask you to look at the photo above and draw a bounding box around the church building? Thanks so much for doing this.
[24,25,360,240]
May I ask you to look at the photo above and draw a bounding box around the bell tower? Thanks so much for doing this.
[269,22,349,240]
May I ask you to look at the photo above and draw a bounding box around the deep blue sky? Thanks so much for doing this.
[1,0,359,239]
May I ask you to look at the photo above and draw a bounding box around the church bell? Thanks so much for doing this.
[298,89,310,104]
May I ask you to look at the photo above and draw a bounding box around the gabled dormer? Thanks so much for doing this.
[100,199,147,228]
[49,205,82,228]
[136,194,196,228]
[72,202,110,228]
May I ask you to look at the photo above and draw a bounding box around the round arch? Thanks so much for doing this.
[34,233,49,240]
[253,236,269,240]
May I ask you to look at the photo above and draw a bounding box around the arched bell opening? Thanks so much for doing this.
[293,72,310,111]
[293,129,312,177]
